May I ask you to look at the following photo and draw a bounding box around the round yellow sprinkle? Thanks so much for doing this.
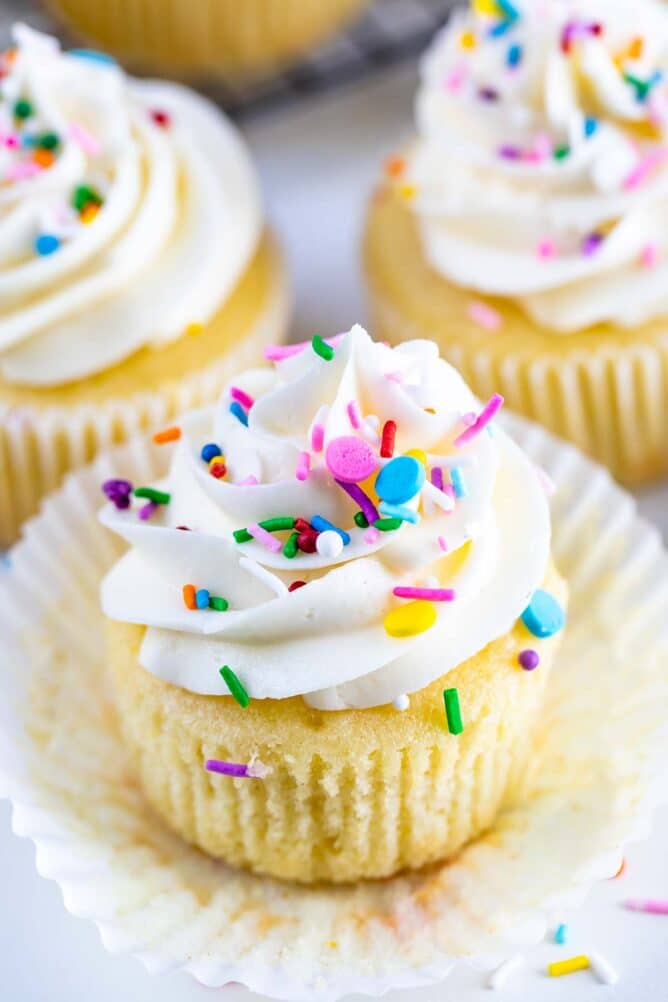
[459,30,477,49]
[384,600,437,638]
[399,184,416,201]
[209,454,225,468]
[406,448,428,468]
[186,322,204,336]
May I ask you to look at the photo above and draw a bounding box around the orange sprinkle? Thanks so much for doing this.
[385,155,406,179]
[613,857,627,879]
[80,204,100,225]
[182,584,197,610]
[153,426,181,445]
[629,36,644,60]
[32,148,55,169]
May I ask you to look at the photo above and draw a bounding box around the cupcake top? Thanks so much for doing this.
[0,25,261,387]
[403,0,668,332]
[101,325,561,711]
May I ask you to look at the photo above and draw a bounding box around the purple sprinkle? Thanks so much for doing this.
[519,649,540,671]
[582,232,604,256]
[431,467,444,491]
[138,500,158,521]
[334,479,379,525]
[478,86,500,101]
[498,144,522,160]
[206,760,248,778]
[101,478,133,509]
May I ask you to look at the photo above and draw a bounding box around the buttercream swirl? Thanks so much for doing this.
[101,325,550,710]
[407,0,668,331]
[0,25,261,386]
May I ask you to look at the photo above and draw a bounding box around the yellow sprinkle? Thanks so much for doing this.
[548,956,590,978]
[384,600,437,638]
[186,322,204,336]
[399,184,416,201]
[473,0,500,15]
[406,448,428,467]
[459,30,477,49]
[208,454,225,468]
[327,940,338,949]
[80,204,99,225]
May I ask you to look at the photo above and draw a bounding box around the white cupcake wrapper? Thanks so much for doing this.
[1,414,668,1000]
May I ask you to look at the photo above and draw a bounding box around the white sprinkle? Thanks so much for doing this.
[589,952,619,986]
[421,479,455,512]
[246,755,272,780]
[487,955,525,990]
[393,694,410,711]
[239,557,287,597]
[316,529,344,559]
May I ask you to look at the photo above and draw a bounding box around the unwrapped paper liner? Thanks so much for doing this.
[0,413,667,1001]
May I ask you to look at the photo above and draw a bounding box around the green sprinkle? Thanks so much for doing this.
[13,98,33,120]
[133,486,171,505]
[220,665,250,708]
[233,528,253,543]
[283,531,299,558]
[72,183,103,212]
[373,517,403,531]
[624,71,652,101]
[354,511,369,528]
[209,596,229,612]
[37,131,61,150]
[259,516,295,532]
[312,334,334,361]
[443,688,463,735]
[553,145,570,161]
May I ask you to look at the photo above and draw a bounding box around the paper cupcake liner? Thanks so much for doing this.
[1,415,668,999]
[0,268,289,549]
[369,289,668,486]
[46,0,372,77]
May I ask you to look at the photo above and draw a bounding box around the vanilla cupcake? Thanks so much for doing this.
[0,26,288,545]
[365,0,668,483]
[45,0,372,79]
[100,324,567,884]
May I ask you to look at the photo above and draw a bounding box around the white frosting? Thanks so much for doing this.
[0,25,261,386]
[408,0,668,331]
[100,325,551,710]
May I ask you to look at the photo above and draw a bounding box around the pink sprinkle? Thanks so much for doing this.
[624,899,668,915]
[444,484,456,501]
[69,121,101,156]
[296,451,311,481]
[1,132,19,149]
[534,465,556,496]
[393,586,456,601]
[624,148,668,191]
[537,238,557,259]
[467,300,502,331]
[237,475,259,486]
[347,400,362,429]
[5,161,42,182]
[431,467,444,491]
[445,62,467,93]
[531,133,552,162]
[364,527,381,544]
[311,424,325,451]
[230,386,254,410]
[641,243,660,268]
[438,536,449,552]
[264,335,343,362]
[385,371,404,384]
[138,501,158,521]
[248,523,282,553]
[454,393,504,447]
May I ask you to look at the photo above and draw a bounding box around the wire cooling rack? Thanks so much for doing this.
[0,0,456,117]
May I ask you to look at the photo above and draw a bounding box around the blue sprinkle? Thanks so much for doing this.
[507,43,522,67]
[22,134,37,148]
[35,234,61,256]
[584,116,598,138]
[497,0,520,19]
[201,442,222,462]
[69,48,117,65]
[554,923,568,945]
[450,467,468,498]
[311,515,350,545]
[229,401,249,426]
[489,19,513,37]
[196,589,210,610]
[521,590,566,638]
[379,501,420,524]
[375,456,425,505]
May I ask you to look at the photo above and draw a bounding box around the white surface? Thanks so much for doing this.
[2,65,668,1002]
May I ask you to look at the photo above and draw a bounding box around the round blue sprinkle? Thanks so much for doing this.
[375,456,425,505]
[200,442,221,463]
[35,234,61,257]
[521,590,565,638]
[69,48,117,66]
[584,116,598,138]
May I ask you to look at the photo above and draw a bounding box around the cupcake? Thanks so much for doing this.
[100,324,567,884]
[0,25,288,546]
[364,0,668,483]
[44,0,372,79]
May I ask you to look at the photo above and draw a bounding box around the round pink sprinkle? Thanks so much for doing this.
[326,435,378,483]
[364,527,381,545]
[537,238,556,259]
[641,243,659,268]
